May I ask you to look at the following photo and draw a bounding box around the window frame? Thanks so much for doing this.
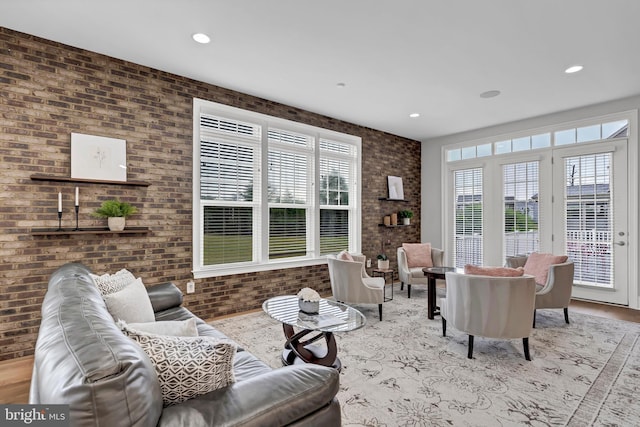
[192,98,361,278]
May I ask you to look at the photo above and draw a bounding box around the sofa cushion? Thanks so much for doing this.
[103,277,156,323]
[90,268,136,295]
[523,253,569,285]
[402,243,433,268]
[464,264,525,277]
[125,318,199,336]
[120,325,237,406]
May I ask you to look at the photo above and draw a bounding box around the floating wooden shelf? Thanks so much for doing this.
[378,224,411,228]
[30,174,151,187]
[30,227,150,236]
[377,197,410,202]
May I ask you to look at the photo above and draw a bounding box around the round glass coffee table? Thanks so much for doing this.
[262,295,366,371]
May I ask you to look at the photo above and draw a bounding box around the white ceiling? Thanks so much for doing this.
[2,0,640,141]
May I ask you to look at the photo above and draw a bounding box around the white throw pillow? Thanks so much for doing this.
[125,318,199,337]
[120,325,236,406]
[103,277,155,323]
[91,269,136,295]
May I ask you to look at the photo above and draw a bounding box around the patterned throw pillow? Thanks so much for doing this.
[90,269,136,295]
[464,264,525,277]
[120,324,237,406]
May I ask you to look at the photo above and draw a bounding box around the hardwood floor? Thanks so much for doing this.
[1,300,637,405]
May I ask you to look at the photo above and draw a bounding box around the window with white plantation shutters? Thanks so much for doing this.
[319,139,355,254]
[503,161,540,258]
[199,114,260,266]
[193,99,361,277]
[268,129,312,259]
[453,168,483,267]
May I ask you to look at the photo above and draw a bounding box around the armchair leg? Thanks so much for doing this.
[400,281,404,291]
[442,317,446,336]
[564,307,570,324]
[532,309,536,328]
[408,284,412,298]
[523,337,531,361]
[378,304,382,321]
[467,335,474,359]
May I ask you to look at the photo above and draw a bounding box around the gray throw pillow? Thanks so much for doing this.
[125,318,199,337]
[103,277,155,323]
[120,324,236,406]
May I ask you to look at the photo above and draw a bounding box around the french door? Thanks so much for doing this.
[552,140,628,305]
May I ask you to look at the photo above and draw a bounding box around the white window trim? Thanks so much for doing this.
[192,98,361,278]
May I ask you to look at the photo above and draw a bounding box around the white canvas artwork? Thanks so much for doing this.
[71,133,127,181]
[387,176,404,200]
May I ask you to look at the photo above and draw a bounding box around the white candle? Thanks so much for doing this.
[58,192,62,212]
[75,187,79,206]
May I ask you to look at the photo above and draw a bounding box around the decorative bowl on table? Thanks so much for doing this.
[298,299,319,314]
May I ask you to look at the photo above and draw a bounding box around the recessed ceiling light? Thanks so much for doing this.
[192,33,211,44]
[480,90,501,99]
[565,65,583,74]
[409,113,420,118]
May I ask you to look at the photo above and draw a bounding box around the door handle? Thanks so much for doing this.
[614,241,626,246]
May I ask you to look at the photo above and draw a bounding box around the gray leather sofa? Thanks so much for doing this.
[29,263,341,426]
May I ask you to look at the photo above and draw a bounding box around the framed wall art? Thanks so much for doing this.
[387,176,404,200]
[71,133,127,181]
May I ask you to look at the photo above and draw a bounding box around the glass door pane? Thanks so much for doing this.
[453,168,483,267]
[564,154,613,287]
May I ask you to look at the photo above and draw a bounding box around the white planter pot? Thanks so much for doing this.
[402,218,411,225]
[378,259,389,270]
[108,217,126,231]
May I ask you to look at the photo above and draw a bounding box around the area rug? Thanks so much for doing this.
[209,285,640,426]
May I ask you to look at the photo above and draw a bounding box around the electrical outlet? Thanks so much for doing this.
[366,258,371,268]
[186,280,195,294]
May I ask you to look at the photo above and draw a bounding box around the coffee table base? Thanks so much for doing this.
[282,324,341,371]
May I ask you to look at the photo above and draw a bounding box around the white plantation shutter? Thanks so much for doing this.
[503,161,540,257]
[200,140,255,201]
[268,129,312,259]
[319,139,354,254]
[453,168,483,267]
[199,114,260,266]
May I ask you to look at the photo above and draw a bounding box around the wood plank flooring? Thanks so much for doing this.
[1,300,637,405]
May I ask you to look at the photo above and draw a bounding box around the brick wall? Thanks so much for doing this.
[0,27,421,361]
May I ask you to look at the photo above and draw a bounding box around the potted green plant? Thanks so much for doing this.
[92,199,138,231]
[398,209,414,225]
[377,253,389,270]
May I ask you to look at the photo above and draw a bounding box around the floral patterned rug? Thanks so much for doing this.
[209,284,640,426]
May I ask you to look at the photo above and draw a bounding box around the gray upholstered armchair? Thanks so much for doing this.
[327,254,385,320]
[397,245,444,298]
[506,254,574,327]
[441,272,537,360]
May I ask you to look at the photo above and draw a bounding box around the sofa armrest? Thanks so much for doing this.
[146,282,183,313]
[158,364,340,427]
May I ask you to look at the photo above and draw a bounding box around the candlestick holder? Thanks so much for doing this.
[74,205,79,231]
[57,211,62,231]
